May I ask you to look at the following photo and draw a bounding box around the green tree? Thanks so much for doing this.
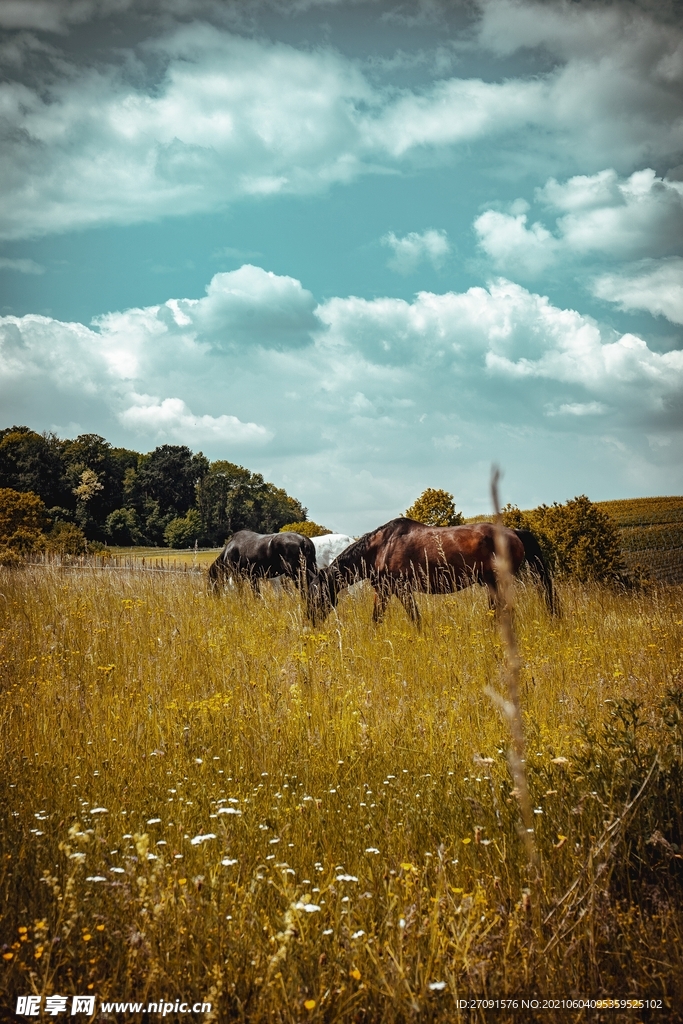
[0,427,67,508]
[280,521,331,537]
[197,461,307,542]
[405,488,464,526]
[196,461,252,545]
[503,495,626,583]
[164,509,201,548]
[225,476,306,535]
[111,446,140,482]
[259,484,307,534]
[137,445,209,519]
[61,433,133,539]
[140,499,169,546]
[105,507,142,546]
[0,488,49,555]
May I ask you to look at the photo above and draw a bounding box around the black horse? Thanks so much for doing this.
[310,517,555,625]
[208,530,318,615]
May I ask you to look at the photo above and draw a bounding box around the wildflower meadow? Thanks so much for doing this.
[1,564,682,1021]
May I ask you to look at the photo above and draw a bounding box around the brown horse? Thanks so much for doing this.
[311,517,555,624]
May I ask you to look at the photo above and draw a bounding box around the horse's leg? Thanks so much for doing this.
[372,586,388,623]
[233,572,249,598]
[483,570,498,611]
[399,586,421,628]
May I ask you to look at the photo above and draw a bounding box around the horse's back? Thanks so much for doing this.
[223,530,265,569]
[269,531,316,573]
[376,520,492,571]
[369,519,526,586]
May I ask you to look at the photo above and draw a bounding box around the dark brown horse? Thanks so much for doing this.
[208,530,318,617]
[311,517,555,624]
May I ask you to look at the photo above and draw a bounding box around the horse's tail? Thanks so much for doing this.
[514,529,557,615]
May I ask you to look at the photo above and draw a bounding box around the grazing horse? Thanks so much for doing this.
[312,533,355,568]
[311,517,555,625]
[208,530,318,615]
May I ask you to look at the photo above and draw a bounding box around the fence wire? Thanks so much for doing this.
[27,552,210,576]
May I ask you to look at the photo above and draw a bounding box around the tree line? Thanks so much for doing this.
[0,425,635,584]
[0,426,308,549]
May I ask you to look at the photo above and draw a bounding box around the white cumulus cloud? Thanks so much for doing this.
[0,266,313,449]
[592,258,683,325]
[475,168,683,324]
[476,169,683,273]
[119,395,272,445]
[0,25,373,240]
[1,3,683,239]
[2,267,682,528]
[190,264,318,349]
[317,276,683,420]
[474,206,559,276]
[381,228,450,274]
[539,169,683,258]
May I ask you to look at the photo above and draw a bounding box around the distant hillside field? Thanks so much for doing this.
[467,496,683,584]
[596,496,683,584]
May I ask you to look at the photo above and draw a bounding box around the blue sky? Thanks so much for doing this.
[1,0,682,533]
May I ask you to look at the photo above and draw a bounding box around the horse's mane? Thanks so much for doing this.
[331,518,418,572]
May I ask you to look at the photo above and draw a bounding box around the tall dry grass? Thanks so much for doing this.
[1,565,682,1021]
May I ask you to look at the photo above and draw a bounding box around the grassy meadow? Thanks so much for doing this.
[80,547,222,569]
[1,565,682,1021]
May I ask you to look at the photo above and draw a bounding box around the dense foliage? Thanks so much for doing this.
[502,495,627,583]
[405,487,464,526]
[0,426,307,547]
[280,521,332,537]
[0,487,49,564]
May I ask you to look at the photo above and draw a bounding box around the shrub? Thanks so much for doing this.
[280,521,331,537]
[0,487,48,554]
[503,494,626,583]
[44,521,87,555]
[405,488,464,526]
[0,546,24,568]
[164,508,201,548]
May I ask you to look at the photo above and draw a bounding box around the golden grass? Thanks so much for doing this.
[1,567,682,1021]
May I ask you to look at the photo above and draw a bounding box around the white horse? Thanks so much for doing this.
[312,533,355,568]
[312,533,370,600]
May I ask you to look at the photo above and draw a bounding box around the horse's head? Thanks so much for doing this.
[207,557,224,592]
[306,567,339,623]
